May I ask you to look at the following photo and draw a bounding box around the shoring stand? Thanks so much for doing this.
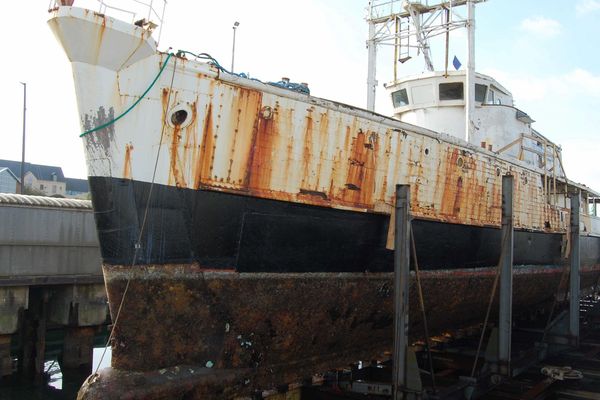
[496,174,514,377]
[393,184,423,399]
[544,190,581,351]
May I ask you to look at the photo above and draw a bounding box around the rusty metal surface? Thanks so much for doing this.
[102,263,600,390]
[49,4,578,239]
[77,365,247,400]
[149,55,569,236]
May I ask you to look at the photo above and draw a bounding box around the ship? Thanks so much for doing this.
[47,0,600,396]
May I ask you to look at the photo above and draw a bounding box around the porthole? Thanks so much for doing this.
[167,103,194,128]
[424,148,429,155]
[171,109,188,126]
[457,157,464,167]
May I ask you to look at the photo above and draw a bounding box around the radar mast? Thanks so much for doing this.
[365,0,484,141]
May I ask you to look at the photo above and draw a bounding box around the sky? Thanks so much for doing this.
[1,0,599,191]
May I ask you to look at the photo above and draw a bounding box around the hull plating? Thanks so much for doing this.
[47,7,600,393]
[89,177,587,271]
[103,263,600,388]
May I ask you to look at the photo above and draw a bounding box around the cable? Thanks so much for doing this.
[92,54,178,376]
[176,49,310,94]
[410,225,436,393]
[80,52,173,137]
[470,227,510,378]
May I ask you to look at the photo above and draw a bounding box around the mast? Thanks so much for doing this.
[367,19,378,112]
[465,0,475,142]
[365,0,484,114]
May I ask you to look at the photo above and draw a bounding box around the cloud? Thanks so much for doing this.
[563,69,600,96]
[576,0,600,14]
[480,68,600,103]
[519,16,562,38]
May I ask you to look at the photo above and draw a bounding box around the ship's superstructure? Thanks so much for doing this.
[47,0,600,394]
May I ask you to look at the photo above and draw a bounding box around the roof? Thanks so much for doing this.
[65,177,90,193]
[0,159,65,182]
[0,167,20,183]
[0,193,92,209]
[386,71,513,98]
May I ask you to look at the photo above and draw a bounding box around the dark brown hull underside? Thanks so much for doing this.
[103,263,600,389]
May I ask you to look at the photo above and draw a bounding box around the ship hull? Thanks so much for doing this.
[94,176,600,388]
[46,7,600,395]
[103,262,600,388]
[89,176,596,272]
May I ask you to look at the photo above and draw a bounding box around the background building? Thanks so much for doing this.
[0,159,89,198]
[0,167,19,194]
[65,177,91,198]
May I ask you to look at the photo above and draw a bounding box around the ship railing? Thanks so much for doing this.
[49,0,167,44]
[367,0,484,22]
[581,197,600,237]
[494,130,567,207]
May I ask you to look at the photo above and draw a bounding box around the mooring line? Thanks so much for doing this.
[541,261,571,343]
[410,224,436,393]
[93,54,178,376]
[470,227,510,378]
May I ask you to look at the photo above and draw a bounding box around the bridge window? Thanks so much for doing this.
[392,89,409,107]
[439,82,463,100]
[475,84,487,102]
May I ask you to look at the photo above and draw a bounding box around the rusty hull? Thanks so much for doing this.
[77,365,248,400]
[102,263,600,391]
[152,56,568,239]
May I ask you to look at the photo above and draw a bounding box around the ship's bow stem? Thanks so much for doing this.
[48,6,157,174]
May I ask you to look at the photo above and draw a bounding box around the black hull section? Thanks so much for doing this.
[89,177,599,271]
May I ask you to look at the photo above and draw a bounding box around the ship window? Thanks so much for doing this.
[475,84,487,102]
[171,109,188,126]
[439,82,464,100]
[411,84,433,105]
[392,89,409,107]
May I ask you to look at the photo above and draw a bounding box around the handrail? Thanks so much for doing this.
[49,0,167,45]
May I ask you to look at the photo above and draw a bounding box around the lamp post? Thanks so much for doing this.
[19,82,26,194]
[231,21,240,72]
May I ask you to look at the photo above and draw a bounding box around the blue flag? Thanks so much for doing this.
[453,56,462,70]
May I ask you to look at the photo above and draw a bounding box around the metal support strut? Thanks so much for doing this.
[498,175,514,376]
[393,184,410,399]
[393,185,421,399]
[569,190,581,345]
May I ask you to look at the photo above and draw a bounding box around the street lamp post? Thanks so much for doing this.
[231,21,240,72]
[19,82,26,194]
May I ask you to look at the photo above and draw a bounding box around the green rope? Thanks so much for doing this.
[80,52,173,137]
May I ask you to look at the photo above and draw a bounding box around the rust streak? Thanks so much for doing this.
[169,125,188,188]
[195,103,214,188]
[224,86,262,187]
[123,144,133,179]
[342,126,377,207]
[247,104,277,190]
[315,111,329,190]
[181,101,198,183]
[301,111,314,188]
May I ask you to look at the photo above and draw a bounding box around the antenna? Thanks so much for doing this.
[365,0,484,112]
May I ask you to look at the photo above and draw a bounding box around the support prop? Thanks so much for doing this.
[497,175,514,376]
[393,184,422,399]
